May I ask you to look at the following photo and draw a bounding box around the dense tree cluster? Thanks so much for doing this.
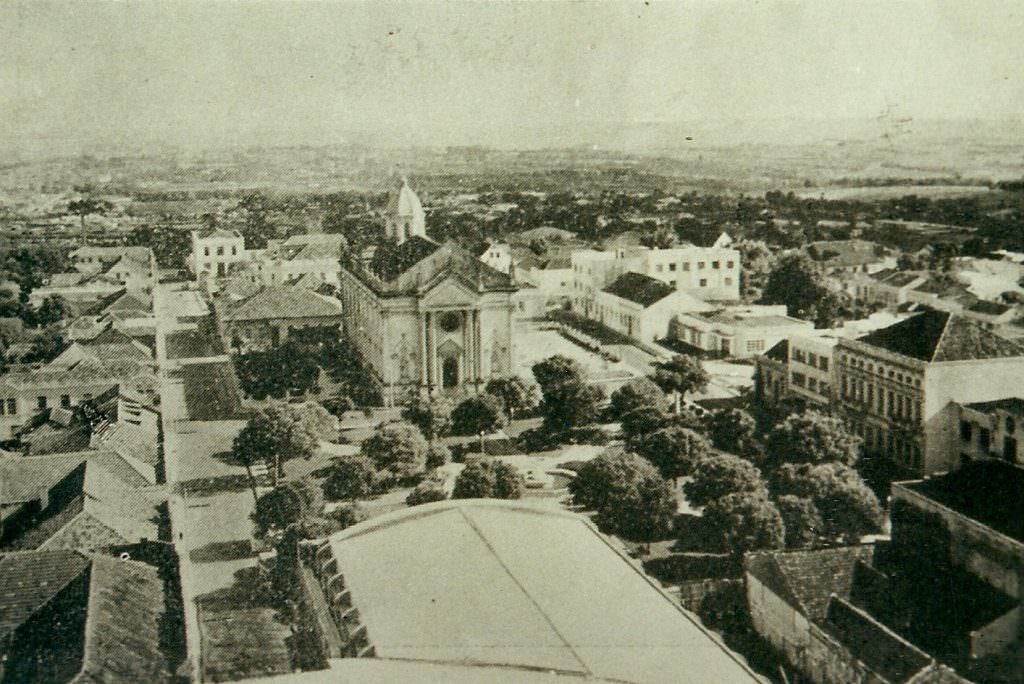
[532,355,605,435]
[451,458,523,500]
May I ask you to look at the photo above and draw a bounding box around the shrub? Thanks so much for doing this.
[329,502,368,530]
[451,394,508,436]
[406,482,449,506]
[360,421,428,483]
[425,443,452,470]
[451,459,523,500]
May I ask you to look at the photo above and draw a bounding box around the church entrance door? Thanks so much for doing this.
[442,356,459,388]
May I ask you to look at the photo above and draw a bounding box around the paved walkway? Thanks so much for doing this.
[156,282,289,681]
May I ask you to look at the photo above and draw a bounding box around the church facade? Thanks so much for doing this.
[338,179,518,405]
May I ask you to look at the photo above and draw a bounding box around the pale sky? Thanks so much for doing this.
[2,1,1022,152]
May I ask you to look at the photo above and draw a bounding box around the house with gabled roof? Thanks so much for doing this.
[219,285,343,353]
[337,180,518,405]
[594,272,712,343]
[0,551,169,683]
[836,309,1024,474]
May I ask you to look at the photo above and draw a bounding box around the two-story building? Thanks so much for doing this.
[787,334,838,407]
[190,228,247,281]
[835,310,1024,475]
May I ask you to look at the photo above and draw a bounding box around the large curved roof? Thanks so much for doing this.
[319,500,762,683]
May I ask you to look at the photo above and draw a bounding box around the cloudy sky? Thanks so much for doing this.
[2,1,1022,152]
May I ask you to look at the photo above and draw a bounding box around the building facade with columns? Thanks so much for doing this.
[338,180,518,405]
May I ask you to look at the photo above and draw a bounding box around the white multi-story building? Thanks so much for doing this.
[571,245,740,317]
[190,228,247,281]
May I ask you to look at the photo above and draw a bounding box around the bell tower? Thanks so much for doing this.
[384,176,426,244]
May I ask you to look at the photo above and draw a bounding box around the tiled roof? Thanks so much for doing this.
[73,246,152,264]
[541,255,572,270]
[0,549,91,640]
[745,545,877,620]
[369,236,442,281]
[370,239,515,293]
[222,286,342,322]
[75,556,167,683]
[0,453,87,504]
[964,397,1024,417]
[822,598,931,683]
[102,292,152,314]
[699,312,805,329]
[49,272,90,287]
[870,270,922,287]
[855,310,1024,362]
[602,272,676,307]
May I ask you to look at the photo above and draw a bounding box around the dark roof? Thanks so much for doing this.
[966,300,1012,316]
[0,549,91,639]
[906,460,1024,544]
[854,310,1024,362]
[763,339,789,362]
[964,397,1024,417]
[745,545,877,620]
[170,361,244,421]
[807,240,886,267]
[367,239,515,293]
[0,453,88,503]
[75,556,167,683]
[222,286,342,322]
[602,272,676,307]
[370,236,442,281]
[823,598,931,683]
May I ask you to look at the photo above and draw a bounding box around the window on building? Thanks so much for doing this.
[61,394,71,408]
[231,246,237,256]
[724,277,733,286]
[820,357,829,371]
[656,264,663,272]
[699,279,707,287]
[727,260,734,269]
[712,261,720,269]
[217,246,224,256]
[808,353,817,366]
[204,246,210,257]
[6,399,14,415]
[807,377,818,391]
[1006,416,1016,434]
[980,427,991,450]
[791,372,806,387]
[683,263,690,271]
[698,262,706,269]
[960,420,973,442]
[0,400,5,415]
[37,396,47,410]
[746,339,765,353]
[669,263,677,271]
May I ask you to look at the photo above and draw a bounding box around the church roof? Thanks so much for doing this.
[370,239,516,294]
[386,177,424,217]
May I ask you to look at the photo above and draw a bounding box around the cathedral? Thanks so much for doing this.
[337,178,519,405]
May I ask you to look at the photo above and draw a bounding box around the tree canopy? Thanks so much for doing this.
[321,455,377,501]
[651,355,709,413]
[706,408,760,459]
[451,394,508,436]
[607,377,666,421]
[569,451,677,541]
[532,355,604,433]
[765,410,861,467]
[360,421,428,483]
[401,396,453,441]
[252,479,320,536]
[631,426,710,481]
[232,402,330,477]
[484,376,539,419]
[775,495,823,548]
[770,462,883,543]
[683,453,767,508]
[702,492,785,556]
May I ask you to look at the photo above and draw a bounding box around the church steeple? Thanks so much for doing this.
[384,176,426,244]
